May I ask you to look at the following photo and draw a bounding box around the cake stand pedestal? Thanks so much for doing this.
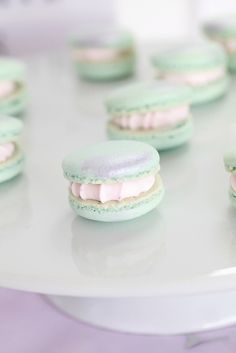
[47,291,236,335]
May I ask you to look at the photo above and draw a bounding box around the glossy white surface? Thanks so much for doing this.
[48,291,236,334]
[0,52,236,297]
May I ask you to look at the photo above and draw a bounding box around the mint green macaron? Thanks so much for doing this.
[71,30,135,81]
[151,42,229,104]
[0,58,27,116]
[62,141,164,222]
[105,81,193,150]
[203,16,236,73]
[0,116,24,183]
[224,149,236,207]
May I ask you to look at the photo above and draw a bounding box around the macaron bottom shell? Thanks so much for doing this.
[74,58,135,81]
[68,177,164,222]
[107,118,193,151]
[0,150,24,183]
[191,76,229,105]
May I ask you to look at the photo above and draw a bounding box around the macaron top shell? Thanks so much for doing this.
[62,141,160,184]
[0,58,26,81]
[152,42,227,71]
[105,81,192,114]
[0,116,23,143]
[203,16,236,38]
[72,30,133,50]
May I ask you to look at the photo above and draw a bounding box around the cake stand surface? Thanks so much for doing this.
[1,51,236,334]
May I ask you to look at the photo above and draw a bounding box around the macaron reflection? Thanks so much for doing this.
[71,209,165,278]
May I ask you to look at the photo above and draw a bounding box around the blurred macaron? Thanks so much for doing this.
[71,29,136,81]
[106,81,193,150]
[151,42,229,105]
[0,58,27,116]
[203,15,236,73]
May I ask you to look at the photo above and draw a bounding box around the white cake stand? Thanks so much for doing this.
[1,52,236,334]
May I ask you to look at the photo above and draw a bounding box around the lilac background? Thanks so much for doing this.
[1,288,236,353]
[2,0,236,54]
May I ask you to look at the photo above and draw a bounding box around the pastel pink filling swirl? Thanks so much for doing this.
[73,49,119,62]
[160,67,225,87]
[0,81,15,99]
[0,142,15,163]
[113,105,189,131]
[71,175,155,203]
[230,174,236,192]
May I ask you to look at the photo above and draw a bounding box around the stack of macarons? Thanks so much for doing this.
[0,116,24,183]
[105,81,193,150]
[71,30,135,81]
[0,58,27,116]
[203,16,236,73]
[151,42,229,104]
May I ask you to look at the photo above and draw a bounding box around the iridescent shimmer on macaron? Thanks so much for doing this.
[0,116,24,183]
[0,58,27,116]
[106,81,193,150]
[62,141,164,222]
[80,152,151,178]
[71,30,135,81]
[203,16,236,72]
[151,42,229,104]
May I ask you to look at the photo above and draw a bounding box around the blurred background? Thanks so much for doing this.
[1,0,236,55]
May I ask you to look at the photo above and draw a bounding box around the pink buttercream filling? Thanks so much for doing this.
[73,48,119,62]
[0,142,15,163]
[0,81,15,99]
[160,67,225,87]
[230,174,236,192]
[71,174,156,203]
[113,105,189,131]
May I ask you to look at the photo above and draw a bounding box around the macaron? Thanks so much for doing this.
[71,30,135,81]
[105,81,193,150]
[151,42,229,105]
[0,58,27,116]
[62,141,164,222]
[203,16,236,73]
[0,116,24,183]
